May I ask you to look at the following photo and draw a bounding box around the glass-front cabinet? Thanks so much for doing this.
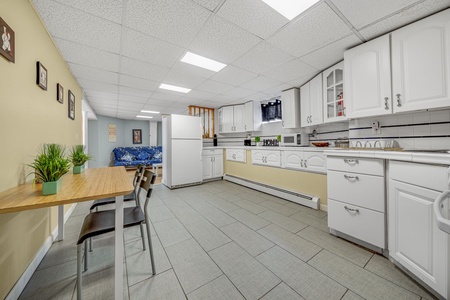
[323,61,346,123]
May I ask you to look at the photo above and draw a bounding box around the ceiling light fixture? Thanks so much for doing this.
[140,110,160,114]
[261,0,319,20]
[136,115,154,119]
[159,83,191,93]
[180,52,226,72]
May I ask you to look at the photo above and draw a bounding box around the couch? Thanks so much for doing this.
[111,146,162,168]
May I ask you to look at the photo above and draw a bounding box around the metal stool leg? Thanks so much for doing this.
[77,244,82,300]
[84,240,88,271]
[145,220,156,275]
[89,237,92,252]
[139,224,146,251]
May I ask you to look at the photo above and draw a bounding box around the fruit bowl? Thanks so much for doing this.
[312,142,329,147]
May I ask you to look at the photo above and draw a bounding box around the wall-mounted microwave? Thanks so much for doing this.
[280,133,309,146]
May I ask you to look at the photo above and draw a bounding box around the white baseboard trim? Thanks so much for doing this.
[320,204,328,212]
[6,204,78,300]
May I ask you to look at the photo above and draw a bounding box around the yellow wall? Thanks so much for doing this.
[0,0,82,298]
[224,151,328,207]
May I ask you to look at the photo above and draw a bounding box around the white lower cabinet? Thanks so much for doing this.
[251,149,281,167]
[388,161,449,299]
[202,149,223,180]
[226,149,246,163]
[282,150,326,174]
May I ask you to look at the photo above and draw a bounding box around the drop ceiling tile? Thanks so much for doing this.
[200,100,225,108]
[69,63,119,85]
[118,94,148,104]
[121,28,185,68]
[247,92,271,101]
[142,104,172,111]
[84,89,118,100]
[263,59,318,83]
[196,80,234,94]
[300,34,361,70]
[145,98,176,107]
[119,86,153,98]
[359,0,450,40]
[330,0,421,30]
[221,87,255,98]
[288,72,320,87]
[125,0,210,47]
[77,78,119,94]
[182,90,218,100]
[171,61,217,80]
[91,103,118,110]
[50,0,123,23]
[54,38,120,72]
[191,0,223,12]
[120,57,170,82]
[188,15,262,63]
[233,42,294,74]
[162,69,207,89]
[34,0,121,53]
[240,76,282,92]
[118,101,144,109]
[150,92,182,101]
[119,75,159,92]
[209,95,238,104]
[210,65,258,86]
[263,84,293,97]
[267,2,352,57]
[87,97,118,105]
[216,0,289,39]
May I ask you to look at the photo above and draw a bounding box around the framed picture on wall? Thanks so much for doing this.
[68,90,75,120]
[133,129,142,144]
[0,16,15,63]
[36,61,47,90]
[57,83,64,103]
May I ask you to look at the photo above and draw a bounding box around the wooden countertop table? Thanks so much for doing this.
[0,167,134,300]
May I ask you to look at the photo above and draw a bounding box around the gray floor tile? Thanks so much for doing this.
[258,210,308,233]
[187,275,244,300]
[195,206,237,228]
[124,223,156,245]
[129,269,185,300]
[227,208,271,230]
[260,283,305,300]
[153,218,192,247]
[233,199,269,214]
[259,194,291,205]
[200,184,222,194]
[148,204,175,223]
[165,201,205,226]
[364,254,438,299]
[342,290,365,300]
[166,238,222,294]
[289,210,329,232]
[260,200,298,216]
[63,214,85,235]
[257,246,346,300]
[205,197,240,213]
[285,203,327,218]
[221,222,274,257]
[258,224,322,262]
[209,242,281,300]
[238,192,267,204]
[71,201,94,216]
[308,250,421,300]
[216,192,244,202]
[37,232,79,270]
[297,226,373,267]
[185,219,231,252]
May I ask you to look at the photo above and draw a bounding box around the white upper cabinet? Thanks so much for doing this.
[219,106,233,133]
[301,74,323,127]
[233,104,245,132]
[219,102,261,133]
[391,9,450,113]
[323,62,346,123]
[344,35,392,119]
[244,101,262,132]
[281,88,300,129]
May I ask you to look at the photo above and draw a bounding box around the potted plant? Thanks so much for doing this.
[277,135,281,145]
[255,136,261,147]
[69,145,93,174]
[28,144,71,195]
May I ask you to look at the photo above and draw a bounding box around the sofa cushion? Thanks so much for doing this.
[136,151,149,160]
[120,153,134,162]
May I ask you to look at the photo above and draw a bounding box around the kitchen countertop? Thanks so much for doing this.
[203,146,326,152]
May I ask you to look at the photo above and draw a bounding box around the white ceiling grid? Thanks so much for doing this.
[32,0,450,120]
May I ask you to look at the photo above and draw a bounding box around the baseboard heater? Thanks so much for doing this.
[223,174,319,210]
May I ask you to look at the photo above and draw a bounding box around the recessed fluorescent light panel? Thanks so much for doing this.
[159,83,191,93]
[262,0,319,20]
[181,52,226,72]
[140,110,160,114]
[136,115,153,119]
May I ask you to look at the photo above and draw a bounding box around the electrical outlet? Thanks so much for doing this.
[372,121,380,135]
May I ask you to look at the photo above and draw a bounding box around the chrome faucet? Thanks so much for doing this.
[355,141,362,148]
[364,140,372,148]
[374,140,381,148]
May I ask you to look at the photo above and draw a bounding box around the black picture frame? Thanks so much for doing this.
[68,90,75,120]
[36,61,47,90]
[132,129,142,144]
[0,16,15,63]
[57,83,64,104]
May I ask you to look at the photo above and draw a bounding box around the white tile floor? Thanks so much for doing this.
[19,180,437,300]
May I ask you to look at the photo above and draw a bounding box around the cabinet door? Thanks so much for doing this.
[212,155,223,178]
[251,150,265,165]
[202,155,212,180]
[303,151,327,174]
[392,9,450,113]
[309,73,323,125]
[300,82,310,127]
[265,150,281,167]
[345,35,392,118]
[323,62,346,123]
[283,150,303,170]
[244,101,254,132]
[221,106,234,133]
[281,88,300,128]
[389,180,448,297]
[233,104,245,132]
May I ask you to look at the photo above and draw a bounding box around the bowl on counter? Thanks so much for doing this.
[312,142,329,147]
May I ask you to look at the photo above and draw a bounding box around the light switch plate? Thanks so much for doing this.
[372,121,380,134]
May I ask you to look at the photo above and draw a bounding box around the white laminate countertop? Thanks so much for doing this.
[203,146,326,152]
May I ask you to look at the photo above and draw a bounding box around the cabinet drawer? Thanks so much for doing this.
[327,156,384,176]
[328,170,385,212]
[202,149,222,156]
[389,161,448,191]
[328,199,385,248]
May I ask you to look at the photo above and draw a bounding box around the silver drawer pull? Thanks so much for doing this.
[344,206,360,213]
[344,174,359,181]
[344,159,359,165]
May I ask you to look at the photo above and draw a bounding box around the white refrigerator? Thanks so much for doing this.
[162,114,203,189]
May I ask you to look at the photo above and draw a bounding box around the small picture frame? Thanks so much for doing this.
[133,129,142,144]
[0,17,15,63]
[57,83,64,103]
[68,90,75,120]
[36,61,47,90]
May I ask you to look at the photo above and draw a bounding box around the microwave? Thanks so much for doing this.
[280,133,309,146]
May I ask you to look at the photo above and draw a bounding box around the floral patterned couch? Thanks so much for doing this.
[111,146,162,168]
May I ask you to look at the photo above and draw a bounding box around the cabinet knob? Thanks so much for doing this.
[344,206,360,213]
[344,174,359,181]
[396,94,402,107]
[384,97,389,110]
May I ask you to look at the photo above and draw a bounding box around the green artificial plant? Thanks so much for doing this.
[69,145,93,167]
[27,143,71,183]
